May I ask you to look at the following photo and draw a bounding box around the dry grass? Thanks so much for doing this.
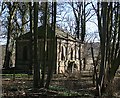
[104,77,120,97]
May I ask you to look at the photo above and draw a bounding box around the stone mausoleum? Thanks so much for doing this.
[15,25,82,73]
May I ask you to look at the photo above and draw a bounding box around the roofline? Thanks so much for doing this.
[56,36,81,43]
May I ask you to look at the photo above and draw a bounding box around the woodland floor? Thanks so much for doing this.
[2,71,120,98]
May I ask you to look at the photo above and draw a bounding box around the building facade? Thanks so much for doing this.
[15,26,82,73]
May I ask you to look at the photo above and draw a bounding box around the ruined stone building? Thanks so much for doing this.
[15,26,82,73]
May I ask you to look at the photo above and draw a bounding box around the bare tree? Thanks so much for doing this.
[18,3,29,35]
[92,2,120,96]
[3,2,17,69]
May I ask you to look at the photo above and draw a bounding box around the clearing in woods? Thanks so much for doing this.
[2,70,120,97]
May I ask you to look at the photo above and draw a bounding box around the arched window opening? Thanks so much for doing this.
[71,48,73,60]
[23,46,28,61]
[61,46,64,60]
[78,49,80,60]
[65,47,67,60]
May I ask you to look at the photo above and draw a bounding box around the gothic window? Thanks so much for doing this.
[23,46,28,60]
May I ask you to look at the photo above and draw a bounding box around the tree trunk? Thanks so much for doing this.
[97,2,108,96]
[29,2,33,75]
[40,2,48,87]
[45,2,56,89]
[3,3,16,69]
[33,2,39,89]
[91,44,99,91]
[81,2,86,43]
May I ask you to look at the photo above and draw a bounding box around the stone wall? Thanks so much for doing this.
[56,38,81,73]
[0,45,6,67]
